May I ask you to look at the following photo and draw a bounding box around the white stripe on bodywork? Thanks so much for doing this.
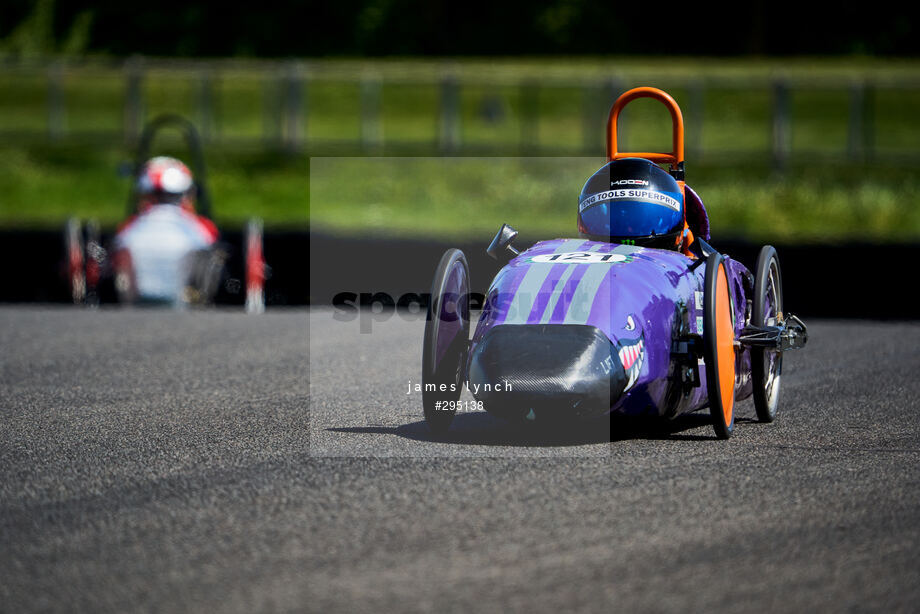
[562,244,638,325]
[502,239,585,325]
[538,244,602,324]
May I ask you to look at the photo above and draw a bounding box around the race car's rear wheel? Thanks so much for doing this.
[751,245,784,423]
[112,248,137,304]
[422,249,471,436]
[704,253,736,439]
[83,220,102,306]
[186,247,227,305]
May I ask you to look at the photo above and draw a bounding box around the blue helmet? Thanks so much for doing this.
[577,158,684,249]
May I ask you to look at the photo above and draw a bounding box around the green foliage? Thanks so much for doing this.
[309,157,920,242]
[2,145,918,243]
[0,58,918,242]
[0,144,308,229]
[0,1,916,56]
[0,0,93,57]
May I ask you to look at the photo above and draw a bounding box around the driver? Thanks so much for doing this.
[136,156,194,211]
[577,157,694,254]
[122,156,217,242]
[113,156,220,302]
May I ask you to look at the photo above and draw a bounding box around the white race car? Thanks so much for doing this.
[64,115,267,312]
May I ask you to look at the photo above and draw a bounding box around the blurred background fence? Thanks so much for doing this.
[4,57,920,243]
[4,58,920,166]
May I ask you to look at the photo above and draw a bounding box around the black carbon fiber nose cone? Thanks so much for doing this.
[468,324,627,421]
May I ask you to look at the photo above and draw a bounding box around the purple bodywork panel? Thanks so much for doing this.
[469,238,752,417]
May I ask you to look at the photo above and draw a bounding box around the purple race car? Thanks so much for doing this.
[421,87,807,439]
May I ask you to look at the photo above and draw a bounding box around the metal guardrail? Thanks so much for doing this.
[2,57,918,164]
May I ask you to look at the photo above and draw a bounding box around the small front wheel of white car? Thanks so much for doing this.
[244,218,266,314]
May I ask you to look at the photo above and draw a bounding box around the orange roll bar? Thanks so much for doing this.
[606,87,685,169]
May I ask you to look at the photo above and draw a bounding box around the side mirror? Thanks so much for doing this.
[487,224,520,260]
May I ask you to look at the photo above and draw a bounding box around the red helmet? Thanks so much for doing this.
[135,156,194,209]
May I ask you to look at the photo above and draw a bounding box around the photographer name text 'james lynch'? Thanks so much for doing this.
[406,379,512,395]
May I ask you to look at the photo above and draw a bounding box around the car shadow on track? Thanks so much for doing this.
[327,410,737,447]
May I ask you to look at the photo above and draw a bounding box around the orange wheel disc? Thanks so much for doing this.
[704,254,736,439]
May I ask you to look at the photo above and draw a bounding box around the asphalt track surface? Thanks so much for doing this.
[2,306,919,612]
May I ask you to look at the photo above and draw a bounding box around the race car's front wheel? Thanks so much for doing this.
[751,246,784,423]
[422,249,471,436]
[704,252,736,439]
[244,218,266,314]
[63,218,86,304]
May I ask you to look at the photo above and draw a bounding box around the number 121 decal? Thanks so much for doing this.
[530,251,632,264]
